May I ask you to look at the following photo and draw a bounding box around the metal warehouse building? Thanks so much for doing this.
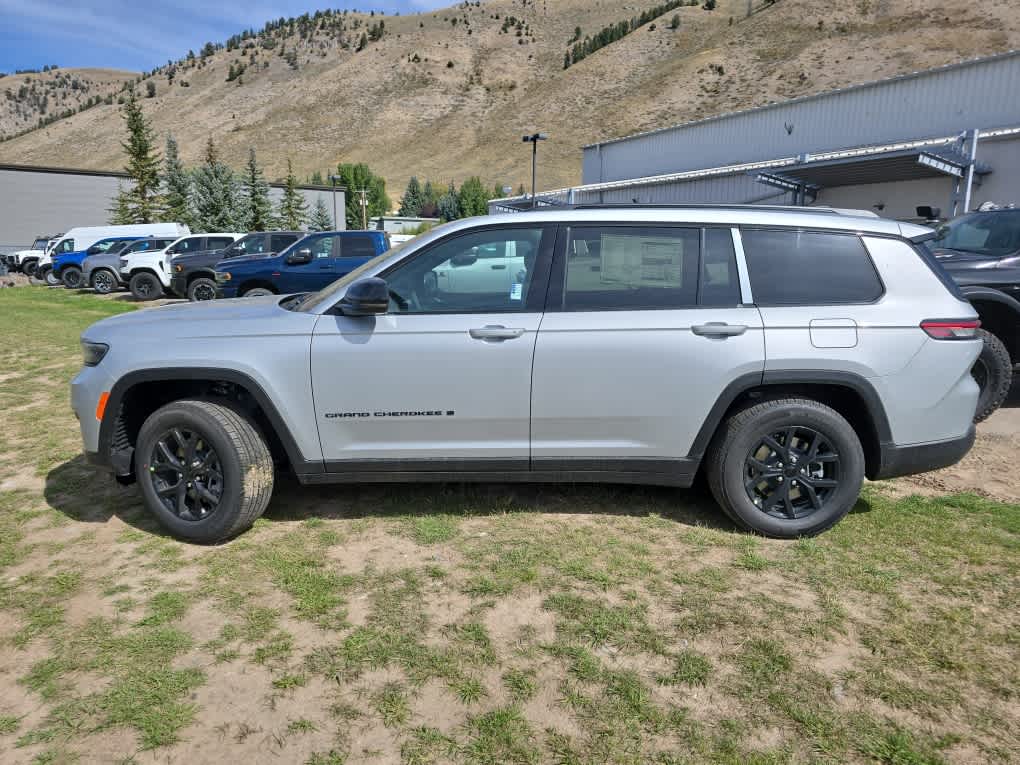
[492,50,1020,219]
[0,164,345,254]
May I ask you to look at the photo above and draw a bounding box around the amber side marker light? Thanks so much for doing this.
[95,392,110,421]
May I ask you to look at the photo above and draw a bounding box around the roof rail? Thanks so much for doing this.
[566,203,877,217]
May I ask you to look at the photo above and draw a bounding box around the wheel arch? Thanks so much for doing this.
[186,269,217,286]
[959,286,1020,363]
[98,367,321,481]
[690,370,892,480]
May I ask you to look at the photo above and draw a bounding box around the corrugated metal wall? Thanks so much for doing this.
[583,51,1020,184]
[0,166,345,253]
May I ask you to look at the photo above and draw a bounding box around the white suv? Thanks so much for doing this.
[73,205,981,543]
[120,233,242,300]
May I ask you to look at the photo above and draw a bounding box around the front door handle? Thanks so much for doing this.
[469,325,525,341]
[490,264,507,270]
[691,322,748,338]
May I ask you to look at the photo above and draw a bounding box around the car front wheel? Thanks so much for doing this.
[242,287,275,298]
[706,398,865,538]
[61,266,83,289]
[135,400,274,543]
[187,277,218,301]
[129,271,164,301]
[91,269,118,294]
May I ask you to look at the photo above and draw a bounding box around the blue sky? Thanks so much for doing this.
[0,0,448,72]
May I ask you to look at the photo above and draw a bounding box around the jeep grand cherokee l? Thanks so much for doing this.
[72,206,980,543]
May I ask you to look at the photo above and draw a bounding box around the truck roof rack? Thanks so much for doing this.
[564,203,877,217]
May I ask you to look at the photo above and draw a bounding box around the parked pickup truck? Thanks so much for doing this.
[215,230,389,298]
[120,233,243,300]
[170,231,305,301]
[5,235,58,275]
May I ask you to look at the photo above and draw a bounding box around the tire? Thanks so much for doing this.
[91,269,118,294]
[135,399,274,543]
[129,271,164,301]
[22,260,37,278]
[187,277,218,302]
[61,266,83,289]
[43,267,60,286]
[705,398,866,538]
[242,287,275,298]
[971,328,1012,424]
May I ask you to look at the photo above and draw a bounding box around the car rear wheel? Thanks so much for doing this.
[242,287,275,298]
[91,269,118,294]
[61,266,83,289]
[135,399,274,543]
[187,277,218,302]
[130,271,164,301]
[971,328,1012,423]
[706,398,865,538]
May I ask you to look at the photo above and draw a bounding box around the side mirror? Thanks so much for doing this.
[916,205,941,221]
[287,248,314,265]
[339,277,389,316]
[450,253,477,267]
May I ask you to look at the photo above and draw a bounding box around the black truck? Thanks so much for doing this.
[927,206,1020,421]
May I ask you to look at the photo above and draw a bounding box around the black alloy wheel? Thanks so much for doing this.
[148,427,224,521]
[744,425,840,520]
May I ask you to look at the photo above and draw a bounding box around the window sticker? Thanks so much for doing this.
[509,282,523,301]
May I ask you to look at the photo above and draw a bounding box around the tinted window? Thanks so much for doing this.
[935,210,1020,257]
[742,230,882,305]
[232,235,267,255]
[108,240,134,254]
[700,228,741,307]
[341,235,378,259]
[562,226,700,310]
[207,237,236,250]
[168,237,204,255]
[54,239,75,254]
[301,234,336,259]
[384,227,545,314]
[271,234,299,252]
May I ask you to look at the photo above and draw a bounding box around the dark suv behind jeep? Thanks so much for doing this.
[170,231,305,301]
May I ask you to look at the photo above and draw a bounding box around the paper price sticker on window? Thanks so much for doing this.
[510,282,523,301]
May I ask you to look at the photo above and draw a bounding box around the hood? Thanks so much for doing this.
[11,248,44,257]
[934,247,1002,265]
[171,250,226,270]
[215,252,280,269]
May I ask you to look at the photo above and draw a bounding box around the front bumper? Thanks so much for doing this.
[872,426,976,481]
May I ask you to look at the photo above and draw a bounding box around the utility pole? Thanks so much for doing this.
[356,188,369,229]
[328,174,341,230]
[522,133,548,208]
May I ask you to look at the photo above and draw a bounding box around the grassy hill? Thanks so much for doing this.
[0,0,1017,197]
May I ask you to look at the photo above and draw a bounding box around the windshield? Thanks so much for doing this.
[291,231,436,313]
[31,238,48,250]
[934,210,1020,257]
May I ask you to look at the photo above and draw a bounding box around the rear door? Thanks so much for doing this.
[530,224,765,478]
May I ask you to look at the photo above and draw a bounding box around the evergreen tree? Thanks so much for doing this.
[420,180,439,217]
[437,182,461,222]
[307,197,334,231]
[276,159,308,229]
[335,163,389,229]
[191,137,240,232]
[118,90,162,222]
[108,183,134,225]
[162,133,192,227]
[398,176,425,217]
[457,176,489,218]
[240,147,272,231]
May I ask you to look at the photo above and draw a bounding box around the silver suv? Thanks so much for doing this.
[72,206,981,542]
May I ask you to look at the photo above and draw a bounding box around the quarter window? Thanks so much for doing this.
[700,228,741,307]
[562,226,700,310]
[741,229,883,305]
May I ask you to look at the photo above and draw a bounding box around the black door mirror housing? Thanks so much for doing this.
[450,253,477,267]
[339,277,389,316]
[287,248,314,265]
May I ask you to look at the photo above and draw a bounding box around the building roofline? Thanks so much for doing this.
[582,49,1020,150]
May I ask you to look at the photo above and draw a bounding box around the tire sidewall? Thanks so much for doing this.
[243,287,274,298]
[43,267,59,286]
[188,277,218,301]
[718,404,865,537]
[130,272,162,301]
[136,403,248,543]
[61,267,82,289]
[92,269,117,294]
[973,329,1011,423]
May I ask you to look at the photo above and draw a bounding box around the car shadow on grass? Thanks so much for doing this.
[44,455,750,538]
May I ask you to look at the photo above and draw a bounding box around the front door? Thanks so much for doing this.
[530,224,765,476]
[310,224,553,471]
[281,233,336,293]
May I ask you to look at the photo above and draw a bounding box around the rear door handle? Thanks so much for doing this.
[490,264,507,270]
[691,322,747,338]
[469,325,525,341]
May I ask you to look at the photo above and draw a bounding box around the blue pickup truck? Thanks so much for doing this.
[53,236,140,289]
[214,230,389,298]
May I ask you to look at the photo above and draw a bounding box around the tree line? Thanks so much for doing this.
[563,0,701,69]
[397,176,510,222]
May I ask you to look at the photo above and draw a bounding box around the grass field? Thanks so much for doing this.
[0,287,1017,764]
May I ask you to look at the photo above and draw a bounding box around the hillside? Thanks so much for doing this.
[0,0,1017,198]
[0,68,137,140]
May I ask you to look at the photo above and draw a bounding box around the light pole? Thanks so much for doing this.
[328,174,341,230]
[522,133,548,208]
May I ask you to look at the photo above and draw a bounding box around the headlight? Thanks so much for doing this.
[174,264,183,273]
[216,272,232,282]
[82,340,109,367]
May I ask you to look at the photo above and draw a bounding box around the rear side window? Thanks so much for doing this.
[341,235,378,259]
[741,229,883,305]
[271,234,299,252]
[562,226,700,310]
[207,237,235,250]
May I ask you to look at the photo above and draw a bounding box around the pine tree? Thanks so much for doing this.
[119,90,162,222]
[191,137,240,232]
[276,159,308,229]
[457,176,489,218]
[240,148,272,231]
[398,176,425,217]
[108,183,134,224]
[162,134,192,227]
[437,182,461,222]
[335,163,390,229]
[308,197,334,231]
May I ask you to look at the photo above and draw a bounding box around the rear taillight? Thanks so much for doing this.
[920,319,980,340]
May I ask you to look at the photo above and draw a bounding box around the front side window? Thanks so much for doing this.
[90,238,119,254]
[168,237,203,255]
[207,237,236,250]
[562,226,700,311]
[742,229,883,305]
[54,238,75,254]
[271,234,299,252]
[297,234,337,260]
[383,227,545,314]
